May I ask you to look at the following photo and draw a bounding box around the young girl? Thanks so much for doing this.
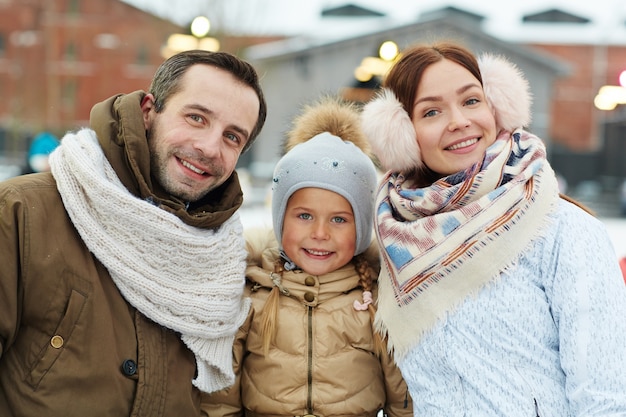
[203,97,411,417]
[360,41,626,416]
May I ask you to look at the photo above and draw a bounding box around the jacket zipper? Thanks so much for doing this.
[534,398,540,417]
[306,306,313,415]
[513,364,541,417]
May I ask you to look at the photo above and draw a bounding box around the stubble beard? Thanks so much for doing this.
[147,124,221,203]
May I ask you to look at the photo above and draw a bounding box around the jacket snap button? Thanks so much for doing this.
[304,292,315,302]
[304,276,315,286]
[121,359,137,376]
[50,335,64,349]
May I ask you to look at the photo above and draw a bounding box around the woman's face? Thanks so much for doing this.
[410,59,497,177]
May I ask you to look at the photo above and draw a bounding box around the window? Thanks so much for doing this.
[64,42,76,60]
[62,78,77,107]
[136,44,149,66]
[68,0,79,15]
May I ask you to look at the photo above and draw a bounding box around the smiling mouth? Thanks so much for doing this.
[446,138,479,151]
[305,249,332,256]
[180,158,206,175]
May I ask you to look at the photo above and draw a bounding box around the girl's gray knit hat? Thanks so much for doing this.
[271,97,378,256]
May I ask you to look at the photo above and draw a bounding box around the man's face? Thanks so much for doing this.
[142,64,260,203]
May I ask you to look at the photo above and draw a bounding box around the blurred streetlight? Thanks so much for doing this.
[342,40,400,103]
[161,16,220,59]
[594,85,626,111]
[594,70,626,111]
[353,40,400,84]
[190,16,211,38]
[378,40,399,61]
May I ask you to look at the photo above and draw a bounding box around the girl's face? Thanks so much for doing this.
[282,187,356,276]
[410,59,497,177]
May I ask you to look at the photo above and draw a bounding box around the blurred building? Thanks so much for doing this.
[0,0,285,172]
[241,4,626,196]
[533,40,626,187]
[3,1,624,201]
[520,8,626,187]
[0,0,182,160]
[243,7,568,180]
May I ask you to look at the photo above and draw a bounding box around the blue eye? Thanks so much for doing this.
[225,132,240,144]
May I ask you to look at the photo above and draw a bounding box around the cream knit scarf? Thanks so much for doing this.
[374,130,559,360]
[49,129,250,393]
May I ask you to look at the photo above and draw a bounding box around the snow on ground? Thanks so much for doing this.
[240,204,273,230]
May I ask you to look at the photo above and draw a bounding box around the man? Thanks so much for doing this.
[0,50,267,416]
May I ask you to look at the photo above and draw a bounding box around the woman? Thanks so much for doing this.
[361,41,626,416]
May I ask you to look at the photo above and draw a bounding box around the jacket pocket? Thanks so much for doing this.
[26,287,88,388]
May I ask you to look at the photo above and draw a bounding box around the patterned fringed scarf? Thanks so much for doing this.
[374,130,559,360]
[49,129,250,393]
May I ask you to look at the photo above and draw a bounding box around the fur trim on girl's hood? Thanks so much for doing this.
[361,54,532,173]
[284,96,371,155]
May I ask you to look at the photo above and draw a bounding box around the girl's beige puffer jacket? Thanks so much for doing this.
[203,228,412,417]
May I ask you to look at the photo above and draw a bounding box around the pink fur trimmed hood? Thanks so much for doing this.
[361,53,532,173]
